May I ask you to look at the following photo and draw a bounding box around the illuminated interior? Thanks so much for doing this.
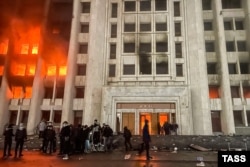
[47,65,57,76]
[26,65,36,76]
[59,66,67,76]
[12,86,23,98]
[209,86,220,98]
[0,40,8,55]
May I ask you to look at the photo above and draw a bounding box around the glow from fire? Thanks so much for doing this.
[26,65,36,76]
[47,65,56,76]
[0,39,9,55]
[0,66,4,75]
[11,63,26,76]
[59,66,67,76]
[12,86,23,98]
[31,44,39,54]
[209,87,219,98]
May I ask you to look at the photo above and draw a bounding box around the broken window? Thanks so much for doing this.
[176,64,183,76]
[79,44,88,54]
[237,41,247,51]
[111,3,118,18]
[80,23,89,33]
[123,64,135,75]
[222,0,241,9]
[228,63,237,74]
[207,63,217,74]
[204,21,213,31]
[156,56,168,74]
[209,86,220,98]
[111,24,117,38]
[231,86,240,98]
[226,41,235,52]
[140,23,151,32]
[77,64,86,75]
[110,44,116,59]
[124,23,136,32]
[156,23,167,31]
[174,2,180,17]
[174,22,181,36]
[175,43,182,58]
[75,87,85,98]
[125,1,136,12]
[12,87,23,98]
[233,110,243,126]
[139,55,151,75]
[140,0,151,11]
[156,42,168,52]
[124,43,135,53]
[205,41,215,52]
[155,0,167,11]
[202,0,212,10]
[240,63,249,74]
[109,64,116,77]
[82,2,91,13]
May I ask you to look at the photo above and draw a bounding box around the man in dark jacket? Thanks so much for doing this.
[138,120,152,160]
[123,126,132,152]
[60,121,71,160]
[14,123,27,158]
[43,122,56,154]
[3,123,14,158]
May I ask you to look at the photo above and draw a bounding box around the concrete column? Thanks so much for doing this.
[186,0,212,135]
[213,0,235,134]
[61,0,81,125]
[27,0,51,135]
[0,76,11,134]
[83,0,107,125]
[244,0,250,51]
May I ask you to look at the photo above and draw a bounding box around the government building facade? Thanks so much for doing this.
[0,0,250,136]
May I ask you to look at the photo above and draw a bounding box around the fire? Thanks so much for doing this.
[0,66,4,75]
[59,66,67,76]
[12,86,23,98]
[47,65,56,76]
[26,65,36,76]
[0,39,8,55]
[209,86,219,98]
[24,87,32,98]
[11,63,26,76]
[31,44,39,54]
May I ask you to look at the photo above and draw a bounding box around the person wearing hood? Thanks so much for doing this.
[60,121,71,160]
[3,123,14,158]
[14,123,27,158]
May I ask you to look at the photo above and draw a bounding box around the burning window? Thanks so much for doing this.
[0,66,4,75]
[31,44,39,54]
[0,40,8,55]
[12,64,26,76]
[26,65,36,76]
[24,87,32,98]
[47,66,57,76]
[59,66,67,76]
[209,86,220,98]
[21,44,29,55]
[12,86,23,98]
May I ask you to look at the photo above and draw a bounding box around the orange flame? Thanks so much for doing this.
[47,65,56,76]
[0,39,8,55]
[0,66,4,75]
[12,86,23,98]
[26,65,36,76]
[59,66,67,76]
[11,63,26,76]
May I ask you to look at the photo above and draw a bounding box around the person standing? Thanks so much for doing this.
[14,123,27,158]
[3,124,14,158]
[92,119,101,151]
[123,126,132,153]
[60,121,71,160]
[38,119,46,138]
[43,122,56,154]
[138,120,152,160]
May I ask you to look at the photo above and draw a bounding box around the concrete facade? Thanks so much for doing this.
[0,0,250,136]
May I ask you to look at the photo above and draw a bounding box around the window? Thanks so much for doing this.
[111,3,118,18]
[233,111,243,126]
[140,23,151,32]
[156,42,168,52]
[75,87,85,98]
[140,0,151,11]
[56,87,64,98]
[77,64,86,75]
[156,56,168,74]
[224,21,233,30]
[21,110,29,125]
[79,44,88,54]
[207,63,217,74]
[156,23,167,31]
[222,0,241,9]
[240,63,249,74]
[123,64,135,75]
[205,41,215,52]
[82,2,91,13]
[228,63,237,74]
[235,20,244,30]
[237,41,247,51]
[109,64,116,77]
[80,23,89,33]
[155,0,167,11]
[139,43,151,53]
[175,22,181,36]
[243,87,250,98]
[226,41,235,52]
[231,86,240,98]
[175,43,182,58]
[174,2,180,17]
[44,87,53,99]
[139,55,151,75]
[202,0,212,10]
[110,44,116,59]
[176,64,183,76]
[124,43,135,53]
[124,23,136,32]
[111,24,117,38]
[125,1,136,12]
[209,86,220,98]
[204,21,213,31]
[53,110,62,124]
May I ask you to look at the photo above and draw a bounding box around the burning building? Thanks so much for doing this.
[0,0,250,136]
